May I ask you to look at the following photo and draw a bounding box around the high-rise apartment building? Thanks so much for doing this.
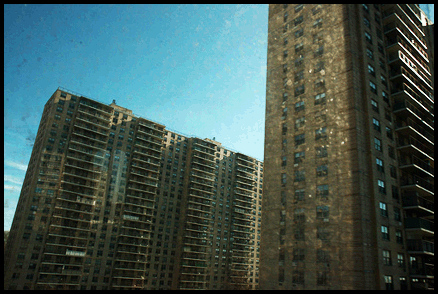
[4,87,263,290]
[261,4,433,290]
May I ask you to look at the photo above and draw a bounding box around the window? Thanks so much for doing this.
[314,45,324,57]
[386,126,393,140]
[364,17,371,28]
[283,93,288,102]
[295,4,303,13]
[281,173,287,185]
[317,227,329,240]
[374,137,382,151]
[283,12,288,22]
[295,189,305,201]
[379,202,388,217]
[295,84,305,96]
[315,127,327,140]
[315,61,324,73]
[383,250,392,265]
[384,276,394,290]
[281,107,287,119]
[295,101,305,112]
[295,55,304,68]
[388,203,399,222]
[316,184,329,198]
[282,123,287,135]
[381,225,389,240]
[294,70,304,82]
[294,15,303,26]
[376,158,384,172]
[397,253,405,268]
[365,31,372,43]
[316,165,328,177]
[373,118,381,132]
[367,48,374,60]
[294,151,305,163]
[388,145,395,159]
[368,64,375,76]
[294,170,305,182]
[389,165,397,179]
[283,50,288,59]
[370,81,377,94]
[313,18,323,28]
[295,28,304,38]
[295,116,305,129]
[316,146,327,158]
[295,133,305,146]
[378,179,386,194]
[281,156,287,167]
[315,78,324,89]
[381,75,387,87]
[60,92,67,98]
[316,205,329,219]
[395,230,403,244]
[314,92,326,105]
[312,5,322,15]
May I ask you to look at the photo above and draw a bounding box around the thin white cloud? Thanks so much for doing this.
[5,161,28,171]
[4,175,24,185]
[4,185,21,191]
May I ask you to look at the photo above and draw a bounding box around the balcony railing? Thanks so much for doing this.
[407,239,434,254]
[395,118,434,142]
[402,192,434,213]
[404,217,434,233]
[400,175,434,193]
[393,100,434,129]
[399,155,434,174]
[398,135,434,159]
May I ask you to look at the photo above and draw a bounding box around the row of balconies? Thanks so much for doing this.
[76,113,110,129]
[68,144,105,158]
[66,152,104,167]
[77,106,111,123]
[192,145,215,156]
[402,192,434,213]
[133,147,161,160]
[397,135,434,160]
[395,117,434,143]
[407,239,434,254]
[65,161,102,173]
[71,131,107,148]
[400,175,434,194]
[404,217,434,234]
[399,154,434,175]
[393,100,434,129]
[131,161,159,173]
[78,99,113,117]
[73,122,108,137]
[131,154,160,166]
[389,63,434,104]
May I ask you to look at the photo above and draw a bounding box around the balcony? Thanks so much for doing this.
[404,218,434,235]
[382,4,425,44]
[393,100,434,130]
[407,239,434,255]
[400,174,434,195]
[403,191,434,213]
[399,155,434,176]
[397,135,434,161]
[390,82,434,114]
[389,63,434,103]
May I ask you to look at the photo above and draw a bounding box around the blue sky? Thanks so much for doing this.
[4,4,269,230]
[3,4,434,231]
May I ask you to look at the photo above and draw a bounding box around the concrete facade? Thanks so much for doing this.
[4,88,263,290]
[260,4,434,290]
